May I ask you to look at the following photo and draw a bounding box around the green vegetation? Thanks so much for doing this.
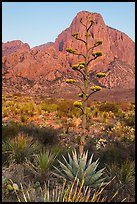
[53,149,106,188]
[2,93,135,202]
[2,12,135,202]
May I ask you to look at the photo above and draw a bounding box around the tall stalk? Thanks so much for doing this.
[66,14,106,154]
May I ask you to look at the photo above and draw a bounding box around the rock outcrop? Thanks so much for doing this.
[2,11,135,100]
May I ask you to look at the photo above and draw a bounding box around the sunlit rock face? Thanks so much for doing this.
[2,11,135,99]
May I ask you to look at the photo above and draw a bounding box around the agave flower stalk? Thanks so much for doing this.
[65,14,106,154]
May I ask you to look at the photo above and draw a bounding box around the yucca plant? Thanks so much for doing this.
[53,149,106,188]
[26,149,58,177]
[2,132,36,164]
[105,161,135,202]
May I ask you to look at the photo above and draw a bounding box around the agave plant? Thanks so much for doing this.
[53,149,106,188]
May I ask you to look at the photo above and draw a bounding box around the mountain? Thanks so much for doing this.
[2,11,135,101]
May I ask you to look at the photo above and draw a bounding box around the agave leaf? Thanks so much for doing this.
[68,153,76,175]
[76,167,83,181]
[86,153,94,167]
[53,165,66,178]
[63,168,74,180]
[72,150,79,173]
[89,178,106,188]
[62,155,73,173]
[58,160,74,180]
[84,160,99,177]
[88,168,105,185]
[79,151,88,172]
[68,153,73,167]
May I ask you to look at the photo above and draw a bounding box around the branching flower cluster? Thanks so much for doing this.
[65,14,107,153]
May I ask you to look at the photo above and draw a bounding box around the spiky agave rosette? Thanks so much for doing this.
[53,149,106,188]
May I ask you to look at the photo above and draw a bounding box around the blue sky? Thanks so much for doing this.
[2,2,135,48]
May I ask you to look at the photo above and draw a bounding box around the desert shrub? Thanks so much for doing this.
[20,124,59,145]
[91,108,99,118]
[105,161,135,202]
[20,115,28,123]
[57,100,74,117]
[118,101,132,112]
[43,103,58,113]
[109,121,135,143]
[13,107,20,115]
[35,127,59,145]
[2,122,20,141]
[20,102,35,115]
[98,102,119,114]
[38,102,48,112]
[67,107,81,118]
[14,102,22,110]
[2,132,37,164]
[97,141,134,167]
[123,110,135,127]
[103,123,114,131]
[2,107,9,117]
[5,100,15,108]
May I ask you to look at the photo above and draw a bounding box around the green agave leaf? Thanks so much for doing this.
[58,160,74,179]
[53,166,66,178]
[76,167,83,181]
[88,168,105,184]
[62,155,73,172]
[90,178,106,188]
[86,153,94,167]
[62,168,74,180]
[68,153,77,176]
[68,153,73,167]
[79,151,88,172]
[84,160,99,177]
[72,150,79,171]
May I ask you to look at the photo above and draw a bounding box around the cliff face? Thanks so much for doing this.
[2,11,135,99]
[55,11,134,68]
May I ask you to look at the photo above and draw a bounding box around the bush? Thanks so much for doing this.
[106,161,135,202]
[109,121,135,143]
[123,110,135,127]
[97,141,134,167]
[98,102,119,114]
[2,107,9,117]
[20,115,28,123]
[2,132,36,164]
[57,100,74,117]
[2,122,20,141]
[20,124,59,145]
[44,104,58,113]
[38,102,57,113]
[20,102,35,115]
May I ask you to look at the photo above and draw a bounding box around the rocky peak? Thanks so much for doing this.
[2,40,30,56]
[2,11,135,100]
